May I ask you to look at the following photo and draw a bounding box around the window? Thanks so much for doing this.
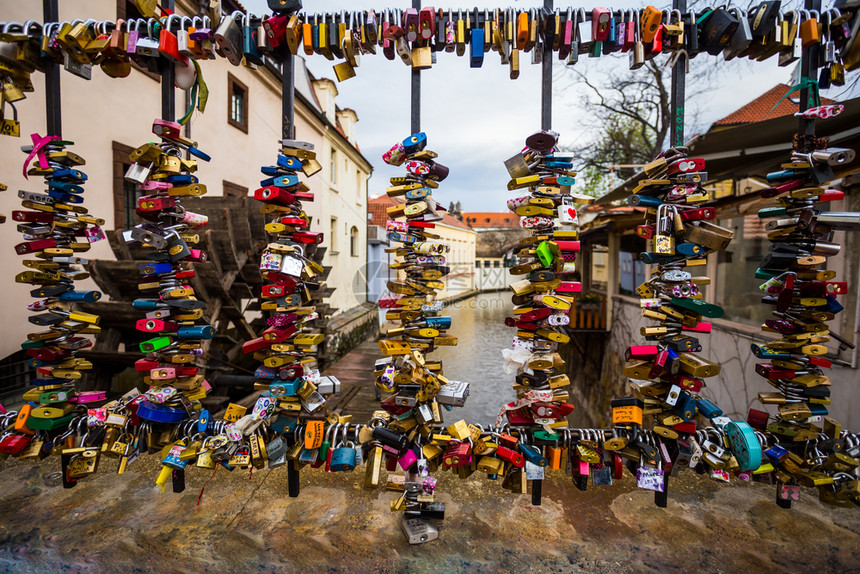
[223,181,248,197]
[330,150,338,185]
[475,260,482,268]
[493,261,500,268]
[330,217,338,254]
[356,169,363,203]
[714,214,771,325]
[350,226,359,257]
[227,73,248,133]
[111,141,140,229]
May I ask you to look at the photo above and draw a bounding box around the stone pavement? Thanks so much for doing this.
[0,453,858,573]
[2,342,858,572]
[323,338,381,422]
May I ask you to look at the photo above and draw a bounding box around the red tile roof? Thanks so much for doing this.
[462,212,520,228]
[368,195,474,232]
[712,84,835,127]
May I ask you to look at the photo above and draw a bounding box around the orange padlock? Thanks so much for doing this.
[799,10,820,47]
[640,6,663,43]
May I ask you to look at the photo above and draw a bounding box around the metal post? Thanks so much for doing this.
[43,0,61,137]
[282,52,295,139]
[669,0,686,148]
[160,0,175,121]
[411,0,421,134]
[541,0,553,130]
[280,48,300,497]
[798,0,822,145]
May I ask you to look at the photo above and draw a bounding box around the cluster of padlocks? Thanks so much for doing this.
[2,0,857,104]
[240,136,341,470]
[618,148,765,490]
[753,141,860,505]
[2,126,860,544]
[370,132,466,543]
[3,135,105,464]
[495,129,580,489]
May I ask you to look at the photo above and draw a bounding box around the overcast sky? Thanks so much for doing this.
[244,0,854,211]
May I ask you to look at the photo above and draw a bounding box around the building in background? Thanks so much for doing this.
[0,0,374,401]
[369,196,477,302]
[462,212,529,291]
[571,86,860,428]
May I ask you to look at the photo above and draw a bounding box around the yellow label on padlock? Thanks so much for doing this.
[223,403,247,422]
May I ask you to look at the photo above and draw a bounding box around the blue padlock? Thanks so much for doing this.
[277,155,302,170]
[555,176,576,186]
[270,415,297,433]
[197,409,210,433]
[269,377,302,397]
[387,232,416,245]
[470,27,483,67]
[298,447,318,464]
[260,166,281,176]
[673,392,697,422]
[140,262,173,275]
[519,444,548,467]
[132,298,162,310]
[166,174,198,185]
[809,404,829,416]
[162,443,189,470]
[330,443,357,471]
[764,443,789,463]
[59,290,101,303]
[695,397,723,419]
[177,325,215,339]
[676,242,706,257]
[48,180,84,194]
[402,132,427,154]
[48,189,84,203]
[260,174,299,188]
[628,194,663,207]
[545,160,573,170]
[424,316,452,329]
[188,146,210,162]
[725,421,762,472]
[405,187,431,200]
[823,295,844,314]
[52,168,87,182]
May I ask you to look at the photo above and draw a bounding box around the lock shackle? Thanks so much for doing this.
[324,421,339,445]
[180,15,193,31]
[22,19,43,38]
[2,22,24,34]
[166,14,182,34]
[230,10,244,25]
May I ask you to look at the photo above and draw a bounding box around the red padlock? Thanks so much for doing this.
[0,434,32,454]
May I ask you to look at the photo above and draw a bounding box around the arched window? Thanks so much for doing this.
[350,226,359,257]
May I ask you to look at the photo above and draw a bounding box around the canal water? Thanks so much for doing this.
[434,291,514,426]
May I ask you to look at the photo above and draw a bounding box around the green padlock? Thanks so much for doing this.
[669,297,725,319]
[536,241,554,267]
[140,335,171,353]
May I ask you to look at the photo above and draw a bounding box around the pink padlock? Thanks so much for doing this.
[383,142,406,166]
[398,448,418,471]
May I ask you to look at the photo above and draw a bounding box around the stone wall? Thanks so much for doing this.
[324,303,380,367]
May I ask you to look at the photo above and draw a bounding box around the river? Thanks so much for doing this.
[433,291,515,426]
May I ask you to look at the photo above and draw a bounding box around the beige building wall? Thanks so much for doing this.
[0,1,371,360]
[433,222,477,301]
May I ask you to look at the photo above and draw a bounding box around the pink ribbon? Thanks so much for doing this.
[23,133,60,179]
